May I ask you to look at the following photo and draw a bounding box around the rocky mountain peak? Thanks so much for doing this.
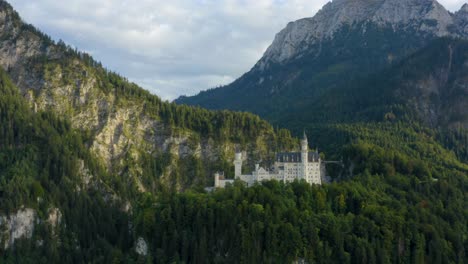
[0,1,17,28]
[0,0,18,24]
[455,3,468,34]
[259,0,456,67]
[460,3,468,13]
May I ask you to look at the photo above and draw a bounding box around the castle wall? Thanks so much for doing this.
[216,179,235,188]
[306,161,321,184]
[238,174,255,186]
[274,161,321,184]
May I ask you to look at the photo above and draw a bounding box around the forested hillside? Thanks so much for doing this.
[133,154,467,264]
[0,68,135,262]
[2,67,466,262]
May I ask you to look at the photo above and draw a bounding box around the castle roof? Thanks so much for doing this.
[276,152,320,163]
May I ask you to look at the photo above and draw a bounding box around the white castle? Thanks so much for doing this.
[215,133,324,188]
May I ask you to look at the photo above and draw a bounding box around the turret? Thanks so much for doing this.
[301,131,308,152]
[234,152,243,178]
[301,131,308,180]
[214,172,220,188]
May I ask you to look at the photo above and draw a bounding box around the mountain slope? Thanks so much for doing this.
[0,68,135,262]
[285,38,468,127]
[176,0,468,131]
[0,0,296,192]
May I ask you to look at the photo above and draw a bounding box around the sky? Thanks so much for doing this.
[7,0,467,100]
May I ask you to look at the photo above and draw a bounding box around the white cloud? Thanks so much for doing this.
[442,0,467,10]
[6,0,467,100]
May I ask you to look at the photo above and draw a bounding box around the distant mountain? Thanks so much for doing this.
[176,0,468,131]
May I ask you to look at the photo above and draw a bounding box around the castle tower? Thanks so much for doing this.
[301,131,308,181]
[234,152,243,178]
[214,172,220,188]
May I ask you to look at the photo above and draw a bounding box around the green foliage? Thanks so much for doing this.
[132,153,467,263]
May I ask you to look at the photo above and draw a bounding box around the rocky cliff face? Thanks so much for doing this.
[260,0,459,68]
[0,207,63,249]
[0,208,35,249]
[455,3,468,34]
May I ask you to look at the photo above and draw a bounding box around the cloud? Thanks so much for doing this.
[441,0,467,11]
[6,0,466,100]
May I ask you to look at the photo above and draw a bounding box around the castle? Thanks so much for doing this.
[214,133,324,188]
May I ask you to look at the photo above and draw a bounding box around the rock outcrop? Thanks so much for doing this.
[0,208,36,249]
[135,237,148,256]
[455,3,468,34]
[0,207,65,248]
[260,0,460,67]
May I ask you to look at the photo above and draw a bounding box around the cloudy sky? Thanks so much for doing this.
[7,0,467,100]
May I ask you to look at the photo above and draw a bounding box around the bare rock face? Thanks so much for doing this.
[455,4,468,34]
[0,208,36,249]
[260,0,460,67]
[135,237,148,256]
[0,207,65,248]
[47,208,62,229]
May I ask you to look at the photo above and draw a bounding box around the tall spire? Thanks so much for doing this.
[301,129,308,180]
[301,130,308,152]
